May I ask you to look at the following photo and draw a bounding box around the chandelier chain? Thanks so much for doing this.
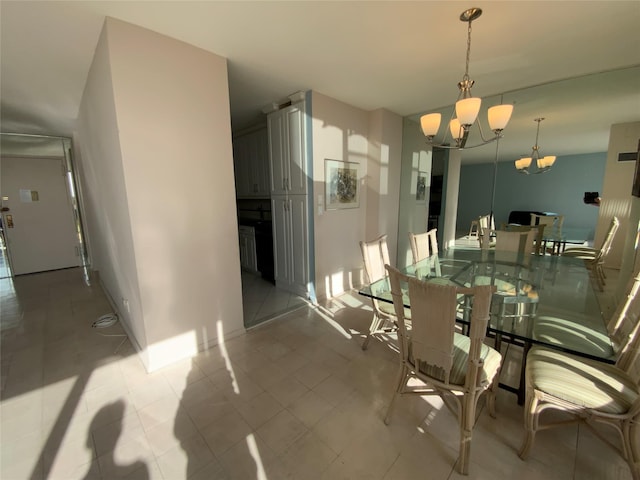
[464,20,473,81]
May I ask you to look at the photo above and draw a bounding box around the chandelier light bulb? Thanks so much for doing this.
[488,104,514,132]
[449,118,463,140]
[455,97,481,126]
[420,113,441,137]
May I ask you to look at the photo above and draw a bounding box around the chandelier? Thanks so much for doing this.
[515,118,556,174]
[420,8,513,149]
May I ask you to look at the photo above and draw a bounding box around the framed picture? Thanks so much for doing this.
[632,138,640,197]
[416,171,427,202]
[325,159,359,210]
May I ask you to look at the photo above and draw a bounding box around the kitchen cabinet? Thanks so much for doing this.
[233,128,270,198]
[271,195,309,297]
[238,226,258,272]
[268,101,307,196]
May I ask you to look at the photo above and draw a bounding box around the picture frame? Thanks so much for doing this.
[416,171,428,202]
[325,159,359,210]
[632,138,640,197]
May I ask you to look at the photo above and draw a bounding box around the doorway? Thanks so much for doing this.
[0,134,89,279]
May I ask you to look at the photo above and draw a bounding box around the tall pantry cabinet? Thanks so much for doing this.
[268,94,312,299]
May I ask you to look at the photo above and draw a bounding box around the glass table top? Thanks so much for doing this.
[359,249,612,363]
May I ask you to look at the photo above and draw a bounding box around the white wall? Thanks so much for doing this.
[607,122,640,298]
[598,121,640,270]
[310,92,402,299]
[369,109,403,262]
[76,18,244,371]
[75,25,150,361]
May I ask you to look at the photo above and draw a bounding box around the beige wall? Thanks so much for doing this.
[598,121,640,271]
[76,18,244,372]
[310,92,402,299]
[368,109,403,262]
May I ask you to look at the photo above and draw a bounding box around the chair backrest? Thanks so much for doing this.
[478,215,495,232]
[428,228,439,256]
[530,213,558,228]
[609,269,640,371]
[478,216,496,250]
[501,224,544,255]
[360,234,390,284]
[495,229,536,256]
[409,231,430,264]
[595,216,620,263]
[385,264,495,389]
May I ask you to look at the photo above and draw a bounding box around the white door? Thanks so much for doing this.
[271,195,289,285]
[268,109,287,195]
[288,195,308,296]
[285,103,307,195]
[1,156,81,275]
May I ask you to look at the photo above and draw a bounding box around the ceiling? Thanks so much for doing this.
[1,1,640,164]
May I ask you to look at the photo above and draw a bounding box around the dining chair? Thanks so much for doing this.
[409,228,441,277]
[477,215,496,250]
[495,229,537,257]
[562,216,620,290]
[384,265,502,475]
[533,268,640,362]
[359,234,397,350]
[408,231,430,263]
[503,224,546,255]
[519,323,640,478]
[530,213,560,229]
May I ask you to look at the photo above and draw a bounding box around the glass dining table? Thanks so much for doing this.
[358,248,613,403]
[541,226,593,255]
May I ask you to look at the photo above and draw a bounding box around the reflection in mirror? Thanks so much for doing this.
[398,66,640,258]
[0,133,90,283]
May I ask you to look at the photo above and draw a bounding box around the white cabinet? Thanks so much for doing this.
[271,195,308,297]
[238,226,258,272]
[268,102,307,196]
[233,128,270,198]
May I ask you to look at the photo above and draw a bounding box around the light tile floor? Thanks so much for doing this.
[0,265,634,479]
[240,272,308,329]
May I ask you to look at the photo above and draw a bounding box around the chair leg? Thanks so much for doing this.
[487,375,499,418]
[384,365,408,425]
[622,418,640,480]
[362,313,383,350]
[457,393,476,475]
[519,391,539,459]
[595,265,606,292]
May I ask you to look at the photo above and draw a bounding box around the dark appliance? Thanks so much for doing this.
[254,221,275,283]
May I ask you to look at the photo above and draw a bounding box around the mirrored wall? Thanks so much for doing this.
[0,133,89,281]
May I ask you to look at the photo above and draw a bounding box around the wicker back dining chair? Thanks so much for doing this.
[384,265,502,475]
[360,234,396,350]
[562,216,620,290]
[520,268,640,479]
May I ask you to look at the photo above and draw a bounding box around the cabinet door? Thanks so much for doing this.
[285,103,307,195]
[254,128,271,197]
[271,196,290,285]
[288,195,309,296]
[268,110,287,195]
[233,139,248,197]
